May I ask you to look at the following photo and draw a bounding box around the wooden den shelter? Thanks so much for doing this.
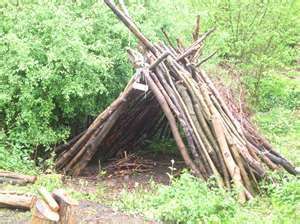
[55,0,298,202]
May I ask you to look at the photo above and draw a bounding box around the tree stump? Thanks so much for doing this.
[52,189,78,224]
[31,199,60,224]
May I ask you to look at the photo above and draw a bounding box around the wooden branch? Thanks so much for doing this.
[145,71,201,176]
[149,52,170,70]
[69,105,124,176]
[176,28,215,61]
[55,75,135,171]
[104,0,156,55]
[0,177,29,185]
[0,170,36,183]
[192,15,201,41]
[161,27,177,51]
[211,115,246,203]
[196,50,217,67]
[118,0,132,20]
[54,130,86,154]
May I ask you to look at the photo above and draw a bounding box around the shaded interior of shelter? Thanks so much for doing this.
[80,90,186,178]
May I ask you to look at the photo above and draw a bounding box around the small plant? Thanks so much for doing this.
[166,159,176,183]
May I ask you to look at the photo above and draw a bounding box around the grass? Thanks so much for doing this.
[254,107,300,166]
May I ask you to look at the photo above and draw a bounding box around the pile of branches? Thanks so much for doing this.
[105,153,154,177]
[55,0,298,202]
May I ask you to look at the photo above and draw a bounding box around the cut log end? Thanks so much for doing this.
[52,189,78,224]
[31,199,59,224]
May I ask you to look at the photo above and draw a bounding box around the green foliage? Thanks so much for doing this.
[187,0,299,66]
[232,174,300,224]
[187,0,299,108]
[0,130,38,174]
[254,108,300,166]
[116,171,300,224]
[246,73,299,112]
[144,138,178,155]
[265,174,300,207]
[255,108,299,135]
[116,172,239,223]
[0,0,136,170]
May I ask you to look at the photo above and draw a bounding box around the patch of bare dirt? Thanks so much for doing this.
[0,201,158,224]
[66,151,185,196]
[76,200,157,224]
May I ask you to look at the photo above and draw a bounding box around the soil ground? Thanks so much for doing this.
[0,151,183,224]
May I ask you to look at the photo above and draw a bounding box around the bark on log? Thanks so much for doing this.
[0,170,37,183]
[104,0,156,55]
[211,115,246,203]
[0,177,29,185]
[145,71,201,176]
[52,189,78,224]
[0,192,36,210]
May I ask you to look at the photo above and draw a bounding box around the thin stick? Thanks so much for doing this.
[104,0,156,55]
[196,50,217,67]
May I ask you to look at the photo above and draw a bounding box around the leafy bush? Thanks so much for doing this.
[0,130,37,173]
[187,0,299,104]
[0,1,136,169]
[187,0,299,66]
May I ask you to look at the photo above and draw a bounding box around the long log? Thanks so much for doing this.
[211,115,246,203]
[70,104,125,176]
[0,170,37,183]
[0,192,36,210]
[55,76,135,170]
[145,71,201,176]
